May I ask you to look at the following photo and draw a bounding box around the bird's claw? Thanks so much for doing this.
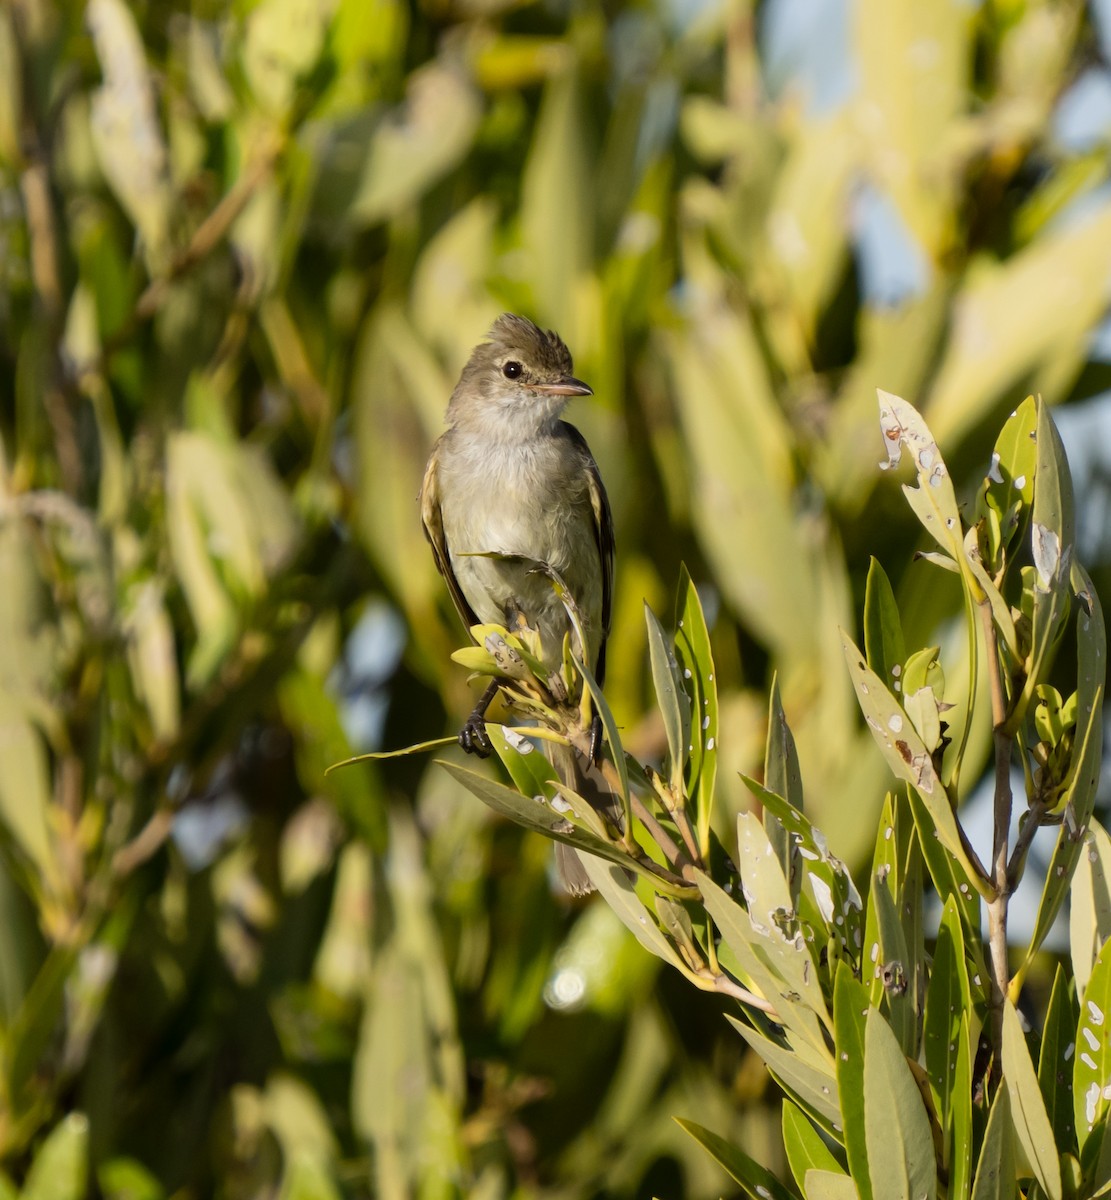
[588,714,603,766]
[459,717,492,758]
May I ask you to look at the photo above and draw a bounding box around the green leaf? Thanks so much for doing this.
[1070,821,1111,998]
[674,1118,798,1200]
[871,871,914,1053]
[904,786,980,940]
[644,602,690,793]
[805,1172,860,1200]
[742,775,865,970]
[1039,962,1079,1155]
[834,963,873,1200]
[841,632,983,894]
[1024,565,1106,966]
[977,394,1037,569]
[864,558,906,695]
[970,1084,1016,1200]
[571,649,632,837]
[863,1008,937,1200]
[876,391,963,563]
[784,1100,846,1191]
[696,869,827,1057]
[765,674,803,885]
[950,1012,974,1200]
[735,813,830,1035]
[923,896,970,1138]
[728,1017,841,1126]
[487,724,558,797]
[349,63,481,226]
[1002,1001,1062,1199]
[23,1113,89,1200]
[674,566,719,856]
[580,857,685,971]
[1074,938,1111,1162]
[438,759,631,873]
[1011,398,1076,731]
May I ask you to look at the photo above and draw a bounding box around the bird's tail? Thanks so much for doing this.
[545,741,622,896]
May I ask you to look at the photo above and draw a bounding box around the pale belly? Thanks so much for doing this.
[438,448,603,672]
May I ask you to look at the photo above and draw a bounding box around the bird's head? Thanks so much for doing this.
[447,314,592,434]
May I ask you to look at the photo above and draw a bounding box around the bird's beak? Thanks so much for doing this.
[531,377,593,397]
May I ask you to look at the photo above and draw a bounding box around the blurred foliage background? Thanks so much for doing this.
[2,0,1111,1195]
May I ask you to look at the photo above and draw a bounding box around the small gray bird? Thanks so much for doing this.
[420,313,615,893]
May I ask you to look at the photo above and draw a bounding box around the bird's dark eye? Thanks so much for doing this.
[502,361,522,380]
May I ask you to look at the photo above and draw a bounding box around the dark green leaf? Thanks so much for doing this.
[970,1084,1015,1200]
[674,1118,798,1200]
[1039,963,1078,1156]
[864,558,906,695]
[644,602,690,793]
[834,963,872,1199]
[674,566,719,856]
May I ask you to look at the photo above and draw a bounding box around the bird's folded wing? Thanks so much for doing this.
[419,446,481,633]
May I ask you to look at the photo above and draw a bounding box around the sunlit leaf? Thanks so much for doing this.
[1003,1000,1062,1199]
[970,1084,1016,1200]
[863,1008,937,1200]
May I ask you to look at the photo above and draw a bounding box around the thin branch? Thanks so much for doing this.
[629,793,691,876]
[980,599,1013,1079]
[98,131,284,364]
[708,972,780,1017]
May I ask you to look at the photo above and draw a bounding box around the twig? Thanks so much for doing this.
[981,600,1013,1079]
[708,971,780,1017]
[98,131,284,364]
[629,793,692,876]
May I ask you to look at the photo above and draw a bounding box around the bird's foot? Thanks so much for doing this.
[588,714,603,766]
[459,716,493,758]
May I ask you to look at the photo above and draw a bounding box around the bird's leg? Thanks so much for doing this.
[459,679,499,758]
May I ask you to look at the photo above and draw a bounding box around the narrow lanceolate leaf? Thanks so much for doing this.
[438,760,631,873]
[863,558,906,697]
[863,1009,937,1200]
[644,602,690,793]
[1024,566,1106,967]
[1074,938,1111,1161]
[976,395,1036,570]
[674,1119,797,1200]
[735,813,829,1033]
[1002,1001,1062,1200]
[970,1085,1016,1200]
[842,632,983,893]
[877,391,964,564]
[765,675,802,886]
[1039,963,1079,1155]
[1015,397,1076,729]
[923,896,969,1137]
[743,775,865,970]
[766,674,804,811]
[729,1017,841,1126]
[1070,821,1111,998]
[697,869,827,1057]
[783,1100,846,1191]
[905,786,980,939]
[950,1012,974,1200]
[674,566,718,855]
[580,857,685,971]
[834,963,873,1200]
